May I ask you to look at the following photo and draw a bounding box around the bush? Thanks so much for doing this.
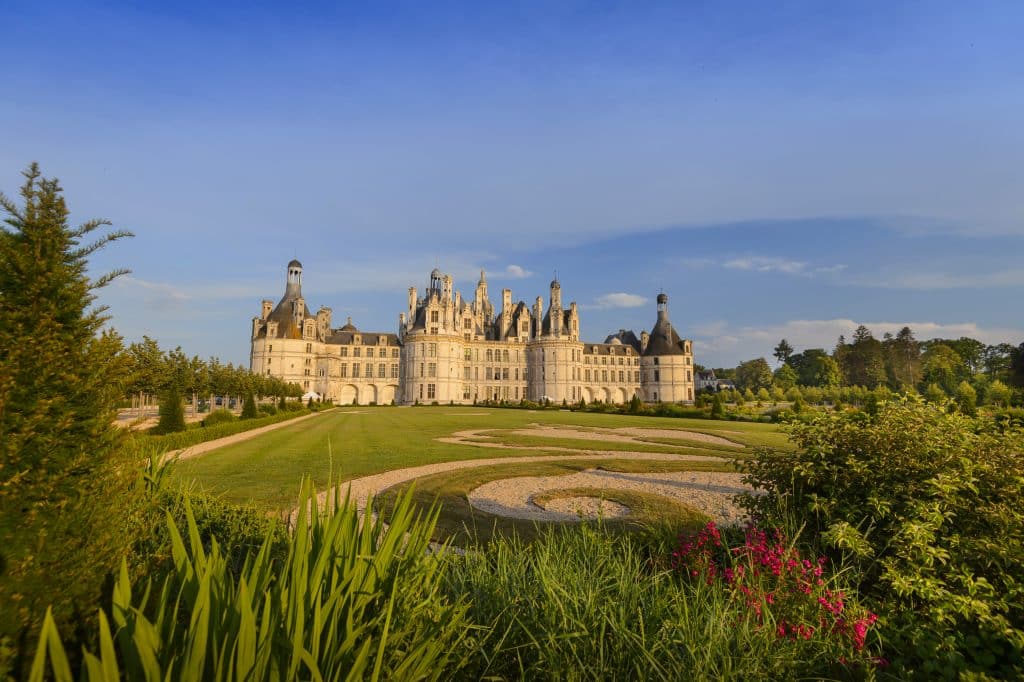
[154,383,186,434]
[257,403,277,416]
[739,398,1024,677]
[0,164,134,676]
[32,485,470,680]
[201,408,236,427]
[241,391,258,419]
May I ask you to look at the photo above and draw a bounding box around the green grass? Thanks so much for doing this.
[172,406,785,512]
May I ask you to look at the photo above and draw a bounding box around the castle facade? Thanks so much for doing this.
[250,261,695,405]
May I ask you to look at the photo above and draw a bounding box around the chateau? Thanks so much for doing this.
[250,260,695,405]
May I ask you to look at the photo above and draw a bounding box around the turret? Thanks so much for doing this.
[549,279,562,336]
[286,259,303,299]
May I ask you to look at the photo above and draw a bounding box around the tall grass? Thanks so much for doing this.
[30,482,469,681]
[442,523,875,681]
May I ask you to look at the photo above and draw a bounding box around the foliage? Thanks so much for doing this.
[710,393,726,419]
[739,399,1024,677]
[240,391,257,419]
[444,522,873,680]
[154,383,186,434]
[31,484,470,681]
[672,522,880,663]
[201,409,236,427]
[953,380,977,416]
[0,164,134,676]
[735,358,774,391]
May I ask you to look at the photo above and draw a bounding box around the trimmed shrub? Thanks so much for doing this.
[201,408,236,427]
[241,391,258,419]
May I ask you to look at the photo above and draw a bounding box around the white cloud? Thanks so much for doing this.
[686,256,847,278]
[592,292,648,309]
[501,264,533,279]
[724,256,809,274]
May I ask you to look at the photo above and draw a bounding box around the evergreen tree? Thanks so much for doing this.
[710,393,726,419]
[628,394,642,414]
[242,391,258,418]
[773,338,794,366]
[155,383,186,433]
[0,164,133,673]
[279,394,287,410]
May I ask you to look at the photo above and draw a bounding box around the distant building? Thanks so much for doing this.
[696,369,735,392]
[251,261,696,405]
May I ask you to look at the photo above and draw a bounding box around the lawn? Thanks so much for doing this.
[172,406,788,512]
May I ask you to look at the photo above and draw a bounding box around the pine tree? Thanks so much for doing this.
[243,391,258,418]
[0,164,132,673]
[155,383,186,433]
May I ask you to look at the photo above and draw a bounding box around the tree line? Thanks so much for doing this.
[124,335,303,415]
[708,325,1024,408]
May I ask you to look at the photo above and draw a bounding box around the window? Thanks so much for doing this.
[653,357,659,365]
[419,363,424,377]
[602,370,608,382]
[305,358,312,366]
[463,385,471,400]
[514,367,519,380]
[430,327,438,334]
[464,318,471,328]
[365,348,374,358]
[428,363,436,377]
[586,369,591,381]
[486,349,493,361]
[618,371,624,382]
[474,367,479,379]
[267,358,271,365]
[654,370,660,382]
[486,367,493,380]
[634,371,640,382]
[391,348,399,358]
[340,364,348,378]
[521,322,528,333]
[353,347,361,358]
[268,345,273,352]
[464,334,471,341]
[429,343,437,357]
[378,363,386,378]
[340,347,348,357]
[618,357,624,365]
[502,350,509,362]
[304,369,311,376]
[464,366,471,380]
[266,369,270,375]
[365,363,372,377]
[464,348,472,361]
[352,364,360,378]
[431,310,439,323]
[391,364,399,378]
[427,384,436,400]
[502,368,509,380]
[318,368,326,377]
[419,384,424,400]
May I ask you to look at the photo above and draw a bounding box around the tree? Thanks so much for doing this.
[155,383,186,433]
[773,338,794,367]
[887,326,921,388]
[242,391,258,419]
[924,382,947,404]
[841,326,887,389]
[628,394,642,414]
[954,381,977,416]
[988,379,1012,407]
[735,358,773,391]
[1010,343,1024,389]
[710,393,726,419]
[922,344,964,395]
[773,364,798,390]
[0,164,132,673]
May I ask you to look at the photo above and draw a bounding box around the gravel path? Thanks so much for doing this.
[299,450,731,522]
[468,469,751,525]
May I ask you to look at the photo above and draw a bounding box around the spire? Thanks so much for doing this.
[479,268,487,285]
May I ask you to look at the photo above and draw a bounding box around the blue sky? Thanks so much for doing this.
[2,0,1022,367]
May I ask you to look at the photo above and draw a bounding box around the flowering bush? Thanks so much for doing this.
[673,522,881,664]
[739,398,1024,677]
